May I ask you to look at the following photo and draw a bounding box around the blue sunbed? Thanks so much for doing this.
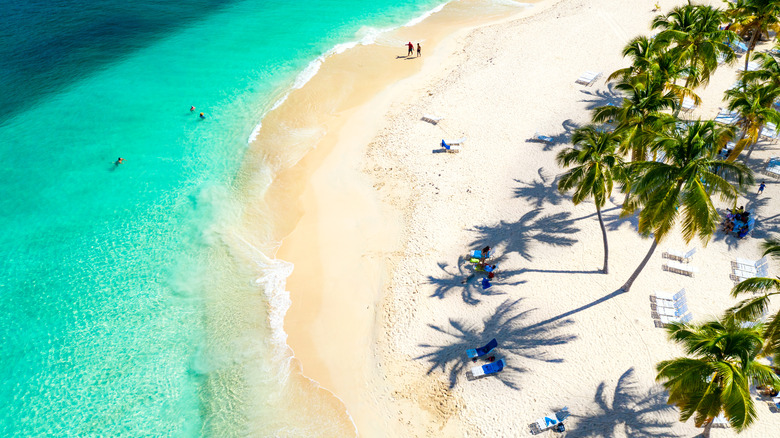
[470,358,505,377]
[467,338,497,359]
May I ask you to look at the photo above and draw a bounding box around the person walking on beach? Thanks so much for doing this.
[417,43,421,57]
[407,41,414,56]
[759,181,766,194]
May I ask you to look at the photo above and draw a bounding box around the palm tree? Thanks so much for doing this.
[729,237,780,354]
[557,126,626,274]
[724,82,780,161]
[656,318,779,437]
[593,73,678,162]
[620,120,752,292]
[652,4,737,88]
[726,0,780,71]
[608,35,665,82]
[741,45,780,87]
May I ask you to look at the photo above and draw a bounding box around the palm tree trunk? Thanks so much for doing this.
[597,206,609,274]
[745,26,760,71]
[621,237,658,291]
[744,126,762,161]
[701,418,714,438]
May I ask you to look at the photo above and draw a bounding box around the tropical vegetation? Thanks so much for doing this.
[548,1,780,435]
[556,126,626,274]
[656,318,779,437]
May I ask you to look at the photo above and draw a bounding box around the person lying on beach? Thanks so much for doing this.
[722,220,734,233]
[479,245,491,263]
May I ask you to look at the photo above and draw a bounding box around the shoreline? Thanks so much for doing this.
[236,0,546,434]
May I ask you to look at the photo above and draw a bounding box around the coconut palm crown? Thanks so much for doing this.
[557,126,627,274]
[652,4,737,88]
[620,120,752,291]
[656,318,779,436]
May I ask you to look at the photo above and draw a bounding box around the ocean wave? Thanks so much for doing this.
[403,3,446,27]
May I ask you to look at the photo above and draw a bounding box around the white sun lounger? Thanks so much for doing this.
[575,71,602,86]
[655,288,686,303]
[443,137,466,146]
[740,61,760,71]
[663,247,697,262]
[422,114,443,125]
[714,108,740,125]
[532,407,569,433]
[681,97,697,112]
[659,312,693,325]
[664,261,698,276]
[761,123,778,142]
[654,296,686,310]
[712,413,730,428]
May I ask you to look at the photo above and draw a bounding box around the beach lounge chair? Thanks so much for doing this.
[421,114,443,125]
[663,261,698,277]
[764,157,780,179]
[681,97,697,112]
[659,312,693,326]
[530,407,569,434]
[440,139,460,153]
[469,249,492,262]
[712,413,730,428]
[761,122,779,142]
[655,288,686,303]
[714,108,740,125]
[654,296,686,310]
[575,71,602,86]
[443,137,466,146]
[467,338,497,360]
[662,247,696,262]
[740,61,760,71]
[532,132,554,144]
[470,358,505,378]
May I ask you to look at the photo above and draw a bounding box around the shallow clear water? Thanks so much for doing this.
[0,0,445,435]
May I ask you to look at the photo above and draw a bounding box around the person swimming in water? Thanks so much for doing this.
[114,157,124,166]
[199,112,205,119]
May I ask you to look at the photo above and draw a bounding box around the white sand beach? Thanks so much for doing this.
[261,0,780,435]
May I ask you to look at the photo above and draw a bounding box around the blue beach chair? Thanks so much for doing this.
[470,358,505,378]
[466,338,498,359]
[440,139,460,153]
[533,132,554,143]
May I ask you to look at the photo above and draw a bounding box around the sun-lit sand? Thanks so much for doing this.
[263,0,780,435]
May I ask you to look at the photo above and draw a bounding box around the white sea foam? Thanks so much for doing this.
[403,3,446,27]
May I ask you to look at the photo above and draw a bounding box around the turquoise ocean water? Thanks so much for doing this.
[0,0,450,435]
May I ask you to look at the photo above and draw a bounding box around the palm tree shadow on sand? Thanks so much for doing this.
[579,82,623,111]
[513,167,566,208]
[565,368,680,437]
[415,298,575,389]
[526,119,581,151]
[469,209,580,262]
[426,257,527,305]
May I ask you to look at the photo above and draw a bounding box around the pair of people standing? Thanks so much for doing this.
[406,41,421,57]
